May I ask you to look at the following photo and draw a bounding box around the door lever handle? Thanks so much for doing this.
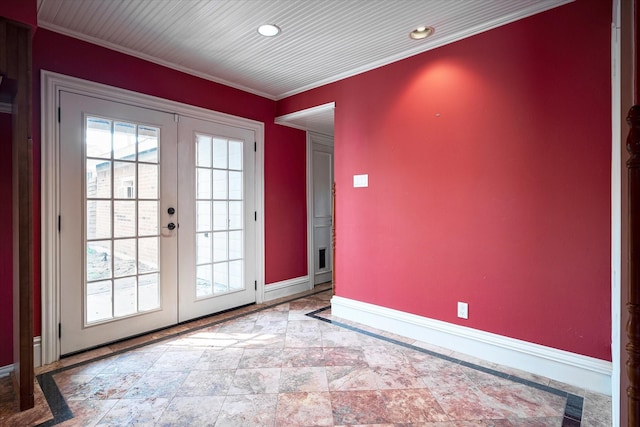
[167,222,176,231]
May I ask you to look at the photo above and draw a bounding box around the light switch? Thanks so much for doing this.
[353,174,368,188]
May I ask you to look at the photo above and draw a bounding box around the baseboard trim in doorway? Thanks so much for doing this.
[0,364,12,378]
[331,295,612,396]
[264,275,310,301]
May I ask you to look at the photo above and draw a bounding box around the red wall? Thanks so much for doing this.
[0,113,13,367]
[0,0,37,30]
[278,0,612,360]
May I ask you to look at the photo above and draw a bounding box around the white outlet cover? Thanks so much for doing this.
[457,302,468,319]
[353,174,368,188]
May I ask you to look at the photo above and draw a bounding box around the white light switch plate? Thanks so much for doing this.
[353,174,368,188]
[457,302,468,319]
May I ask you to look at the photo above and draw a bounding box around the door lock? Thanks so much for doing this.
[167,222,176,230]
[167,207,175,215]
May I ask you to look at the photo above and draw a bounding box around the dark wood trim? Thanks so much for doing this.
[0,17,34,412]
[628,105,640,425]
[332,182,335,292]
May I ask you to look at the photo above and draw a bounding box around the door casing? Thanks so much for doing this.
[41,70,265,365]
[306,131,334,287]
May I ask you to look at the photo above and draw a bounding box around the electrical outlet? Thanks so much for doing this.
[457,302,468,319]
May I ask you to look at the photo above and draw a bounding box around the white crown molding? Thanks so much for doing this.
[331,295,612,395]
[38,1,573,101]
[36,22,278,101]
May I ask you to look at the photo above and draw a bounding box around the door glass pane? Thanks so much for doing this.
[114,201,136,238]
[113,122,137,160]
[87,240,112,281]
[229,260,243,291]
[196,233,211,265]
[87,159,111,198]
[114,239,136,277]
[197,135,212,167]
[193,132,245,298]
[213,232,228,262]
[138,164,158,199]
[197,168,212,199]
[138,273,160,311]
[212,138,227,169]
[86,117,112,158]
[138,201,158,236]
[229,201,242,229]
[197,264,213,297]
[228,141,242,170]
[213,170,228,199]
[114,277,137,317]
[138,237,158,274]
[197,201,211,232]
[214,263,229,293]
[229,171,242,200]
[229,230,242,259]
[138,126,159,163]
[114,161,136,199]
[84,116,162,325]
[87,280,112,323]
[87,201,111,240]
[213,201,228,231]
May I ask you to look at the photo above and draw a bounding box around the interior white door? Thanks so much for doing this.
[177,116,256,321]
[59,92,178,355]
[310,133,334,285]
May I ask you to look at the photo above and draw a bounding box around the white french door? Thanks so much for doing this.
[177,117,256,321]
[59,92,256,355]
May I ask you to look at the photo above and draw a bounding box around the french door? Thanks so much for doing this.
[59,92,256,355]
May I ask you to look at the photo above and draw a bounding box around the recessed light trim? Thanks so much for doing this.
[258,24,281,37]
[410,26,434,40]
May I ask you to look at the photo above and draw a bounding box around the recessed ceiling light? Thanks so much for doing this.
[258,24,281,37]
[410,26,434,40]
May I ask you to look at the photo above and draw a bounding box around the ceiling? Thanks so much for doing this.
[37,0,571,134]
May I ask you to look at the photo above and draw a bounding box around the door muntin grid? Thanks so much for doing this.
[85,116,162,325]
[195,133,244,298]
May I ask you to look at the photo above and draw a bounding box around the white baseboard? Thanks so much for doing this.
[264,276,311,301]
[0,337,42,377]
[0,364,12,378]
[331,296,612,395]
[34,336,41,368]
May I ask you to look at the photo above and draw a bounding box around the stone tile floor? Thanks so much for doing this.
[0,285,612,426]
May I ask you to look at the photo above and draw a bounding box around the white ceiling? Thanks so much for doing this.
[37,0,571,133]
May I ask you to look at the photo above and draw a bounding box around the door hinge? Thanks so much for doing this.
[58,215,61,233]
[57,107,61,123]
[254,141,257,152]
[58,323,61,339]
[254,211,257,221]
[174,114,179,123]
[255,280,257,291]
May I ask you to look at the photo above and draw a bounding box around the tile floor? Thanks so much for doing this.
[0,285,612,426]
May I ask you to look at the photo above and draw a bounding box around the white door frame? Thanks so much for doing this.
[40,70,265,365]
[307,131,334,288]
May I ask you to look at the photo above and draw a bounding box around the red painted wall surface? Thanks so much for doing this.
[278,0,612,360]
[0,113,13,367]
[0,0,37,30]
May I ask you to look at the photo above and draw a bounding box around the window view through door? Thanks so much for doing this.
[85,117,162,323]
[195,134,245,297]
